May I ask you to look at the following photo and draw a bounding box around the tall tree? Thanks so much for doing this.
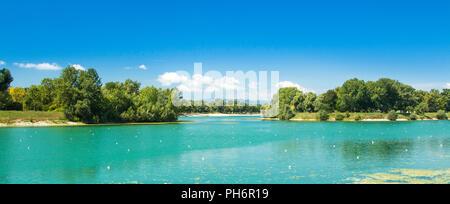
[0,69,13,92]
[337,78,371,112]
[0,69,14,110]
[442,89,450,111]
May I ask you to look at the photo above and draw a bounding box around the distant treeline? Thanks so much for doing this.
[269,78,449,120]
[0,67,260,123]
[176,100,261,114]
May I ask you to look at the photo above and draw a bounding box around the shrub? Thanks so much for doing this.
[335,113,345,121]
[278,105,295,120]
[436,110,448,120]
[317,110,330,121]
[354,114,362,121]
[387,110,398,121]
[410,113,418,121]
[345,112,351,118]
[374,113,384,119]
[415,102,429,115]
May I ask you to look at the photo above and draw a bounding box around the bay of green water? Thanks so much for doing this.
[0,117,449,184]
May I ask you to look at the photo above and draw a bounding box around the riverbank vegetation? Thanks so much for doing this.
[0,67,261,124]
[0,111,66,124]
[290,112,450,121]
[0,67,179,123]
[175,99,261,114]
[2,66,449,123]
[267,78,449,121]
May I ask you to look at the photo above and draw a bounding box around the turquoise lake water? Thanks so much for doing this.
[0,117,449,184]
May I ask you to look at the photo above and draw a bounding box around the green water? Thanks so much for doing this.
[0,117,449,184]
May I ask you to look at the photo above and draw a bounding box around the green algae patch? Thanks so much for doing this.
[351,169,450,184]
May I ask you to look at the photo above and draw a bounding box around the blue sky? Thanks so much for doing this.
[1,0,449,92]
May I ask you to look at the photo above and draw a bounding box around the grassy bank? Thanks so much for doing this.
[292,112,450,121]
[0,111,67,124]
[0,111,194,127]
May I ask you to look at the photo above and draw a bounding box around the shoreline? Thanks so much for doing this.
[181,113,262,117]
[262,117,444,122]
[0,120,83,128]
[289,118,442,122]
[0,115,446,127]
[0,120,193,128]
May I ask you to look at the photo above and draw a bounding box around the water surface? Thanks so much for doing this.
[0,117,449,184]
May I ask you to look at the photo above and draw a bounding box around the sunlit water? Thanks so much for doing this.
[0,117,449,184]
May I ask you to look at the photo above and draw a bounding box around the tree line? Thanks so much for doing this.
[271,78,449,120]
[0,67,178,123]
[176,99,261,114]
[0,66,261,123]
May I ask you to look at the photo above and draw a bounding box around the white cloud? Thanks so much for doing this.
[71,64,86,71]
[158,72,190,86]
[413,82,450,91]
[158,73,316,101]
[0,61,5,65]
[139,65,147,70]
[14,62,61,71]
[277,81,315,93]
[158,72,242,93]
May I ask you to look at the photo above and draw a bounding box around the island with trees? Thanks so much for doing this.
[265,78,449,121]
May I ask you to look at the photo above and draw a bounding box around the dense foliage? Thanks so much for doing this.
[274,78,449,120]
[0,69,15,110]
[0,67,261,123]
[437,110,448,120]
[387,110,398,121]
[335,113,345,121]
[317,110,330,121]
[1,67,179,123]
[1,67,448,122]
[176,99,261,114]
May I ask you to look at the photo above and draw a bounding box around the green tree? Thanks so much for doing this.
[442,89,450,111]
[428,89,445,112]
[436,110,448,120]
[321,89,338,112]
[387,110,398,121]
[396,84,418,112]
[410,113,418,121]
[337,78,371,112]
[366,78,401,112]
[278,104,295,120]
[0,91,13,110]
[415,102,429,115]
[314,90,336,112]
[0,69,14,110]
[317,110,330,121]
[71,68,104,123]
[278,87,300,110]
[23,79,58,111]
[0,69,13,92]
[102,79,141,121]
[302,92,317,113]
[40,66,106,123]
[335,113,345,121]
[292,91,305,112]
